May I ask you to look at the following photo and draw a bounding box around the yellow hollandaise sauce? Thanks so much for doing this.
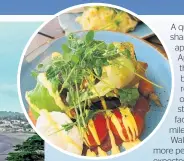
[97,147,108,156]
[86,149,96,157]
[84,119,101,146]
[111,107,139,141]
[106,116,120,155]
[110,113,127,141]
[120,108,139,141]
[84,106,141,156]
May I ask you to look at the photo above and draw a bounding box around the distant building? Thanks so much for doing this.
[0,114,34,133]
[0,128,6,132]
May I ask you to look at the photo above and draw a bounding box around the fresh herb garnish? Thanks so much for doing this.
[85,30,94,43]
[34,31,133,134]
[62,44,72,53]
[37,63,44,69]
[61,122,77,132]
[31,70,38,78]
[45,31,129,93]
[118,88,139,106]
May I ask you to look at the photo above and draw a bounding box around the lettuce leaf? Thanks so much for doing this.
[26,82,62,119]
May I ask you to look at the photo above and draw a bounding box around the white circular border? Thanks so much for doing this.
[17,3,174,160]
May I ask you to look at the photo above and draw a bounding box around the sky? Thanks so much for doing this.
[0,22,42,112]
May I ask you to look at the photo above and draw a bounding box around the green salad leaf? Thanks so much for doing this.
[71,54,80,64]
[118,88,139,106]
[85,30,94,43]
[62,44,72,53]
[26,82,62,119]
[31,70,39,79]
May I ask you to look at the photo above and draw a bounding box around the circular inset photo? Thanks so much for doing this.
[18,4,172,158]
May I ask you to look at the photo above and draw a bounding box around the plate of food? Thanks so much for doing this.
[58,6,154,39]
[19,30,171,157]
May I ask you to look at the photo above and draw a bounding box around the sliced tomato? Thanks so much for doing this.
[85,113,108,147]
[114,134,123,146]
[133,112,144,136]
[85,128,97,147]
[109,109,145,142]
[100,133,112,152]
[109,109,129,141]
